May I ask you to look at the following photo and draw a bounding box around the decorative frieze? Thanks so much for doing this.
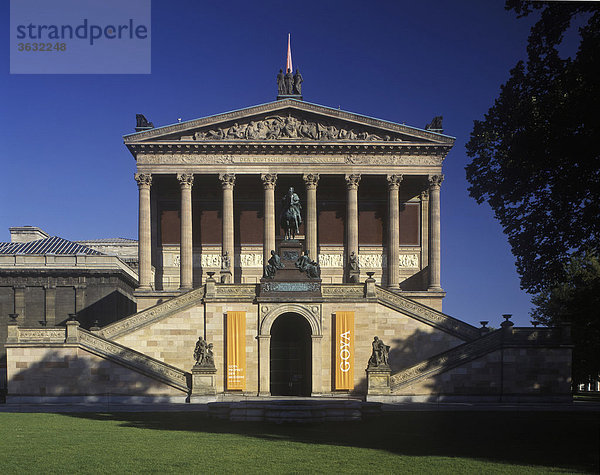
[318,254,344,267]
[136,153,445,166]
[239,253,263,268]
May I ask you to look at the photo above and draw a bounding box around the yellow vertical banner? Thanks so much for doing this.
[226,311,246,390]
[335,311,354,390]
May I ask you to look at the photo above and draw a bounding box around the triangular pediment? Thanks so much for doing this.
[124,100,454,146]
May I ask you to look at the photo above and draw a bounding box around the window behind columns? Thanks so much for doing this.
[192,175,222,245]
[317,175,344,245]
[234,175,263,245]
[359,175,386,246]
[398,178,424,247]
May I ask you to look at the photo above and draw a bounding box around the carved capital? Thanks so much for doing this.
[260,173,277,189]
[177,173,194,189]
[218,173,236,189]
[345,174,361,190]
[428,174,444,189]
[386,174,403,190]
[420,190,429,201]
[134,172,152,189]
[303,173,320,190]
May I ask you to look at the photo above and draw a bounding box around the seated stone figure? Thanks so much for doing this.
[296,250,320,278]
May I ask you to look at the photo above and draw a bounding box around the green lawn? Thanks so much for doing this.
[0,411,598,473]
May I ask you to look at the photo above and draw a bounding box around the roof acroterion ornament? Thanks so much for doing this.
[277,34,303,101]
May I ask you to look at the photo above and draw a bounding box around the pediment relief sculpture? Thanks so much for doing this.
[188,115,404,142]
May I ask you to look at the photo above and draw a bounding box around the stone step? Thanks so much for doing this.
[207,399,378,422]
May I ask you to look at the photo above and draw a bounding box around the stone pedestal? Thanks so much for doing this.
[348,269,360,283]
[191,365,217,396]
[366,365,391,396]
[259,240,322,300]
[220,269,232,284]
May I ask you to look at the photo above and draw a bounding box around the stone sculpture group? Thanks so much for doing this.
[193,336,215,368]
[192,115,402,142]
[277,68,303,95]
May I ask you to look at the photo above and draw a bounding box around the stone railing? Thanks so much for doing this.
[214,283,257,299]
[322,284,364,299]
[6,326,66,343]
[390,330,503,391]
[375,286,480,340]
[100,286,206,339]
[78,328,190,392]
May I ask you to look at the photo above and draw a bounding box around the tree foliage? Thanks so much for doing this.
[531,252,600,383]
[465,1,600,294]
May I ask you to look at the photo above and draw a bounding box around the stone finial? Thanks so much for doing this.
[134,172,152,188]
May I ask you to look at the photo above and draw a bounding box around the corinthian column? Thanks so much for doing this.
[303,173,319,259]
[387,174,403,288]
[261,173,277,266]
[428,175,444,290]
[219,173,235,281]
[345,174,360,280]
[177,173,194,290]
[135,172,153,290]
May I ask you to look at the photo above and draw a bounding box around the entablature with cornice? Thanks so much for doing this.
[125,100,454,175]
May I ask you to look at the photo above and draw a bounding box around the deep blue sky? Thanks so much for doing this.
[1,0,542,327]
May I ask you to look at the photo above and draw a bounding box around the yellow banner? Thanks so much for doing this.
[226,311,246,390]
[335,311,354,390]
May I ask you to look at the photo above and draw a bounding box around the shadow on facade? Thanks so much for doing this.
[5,350,182,404]
[74,291,137,330]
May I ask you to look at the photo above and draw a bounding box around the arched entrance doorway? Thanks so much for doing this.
[270,312,312,396]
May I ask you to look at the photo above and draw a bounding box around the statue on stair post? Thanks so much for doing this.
[368,336,390,368]
[191,336,217,398]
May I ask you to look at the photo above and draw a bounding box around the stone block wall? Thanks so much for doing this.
[322,302,464,395]
[115,305,205,373]
[6,346,184,400]
[393,346,572,400]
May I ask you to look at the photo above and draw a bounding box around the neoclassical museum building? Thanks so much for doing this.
[4,80,572,405]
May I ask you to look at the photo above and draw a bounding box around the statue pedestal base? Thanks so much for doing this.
[191,365,217,397]
[347,269,360,283]
[366,365,391,396]
[220,270,231,284]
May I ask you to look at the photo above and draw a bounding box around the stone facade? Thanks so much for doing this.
[3,99,572,403]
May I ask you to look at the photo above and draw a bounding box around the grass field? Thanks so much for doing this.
[0,411,598,473]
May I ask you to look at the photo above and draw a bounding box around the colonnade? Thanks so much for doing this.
[134,172,444,291]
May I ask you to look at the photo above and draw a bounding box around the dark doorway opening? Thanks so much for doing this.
[270,313,312,396]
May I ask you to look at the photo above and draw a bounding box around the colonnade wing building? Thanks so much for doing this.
[5,97,572,403]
